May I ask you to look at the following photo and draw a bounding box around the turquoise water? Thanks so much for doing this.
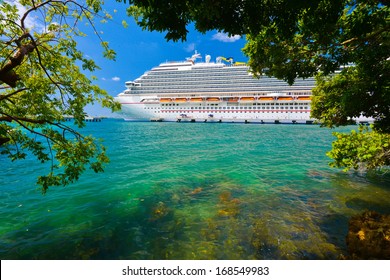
[1,120,390,259]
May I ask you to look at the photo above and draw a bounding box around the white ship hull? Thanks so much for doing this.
[116,93,314,124]
[115,51,371,124]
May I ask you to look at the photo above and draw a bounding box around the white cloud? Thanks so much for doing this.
[8,0,44,31]
[212,32,241,43]
[112,77,120,82]
[184,43,196,52]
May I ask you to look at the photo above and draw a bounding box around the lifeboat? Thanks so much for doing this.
[174,98,188,102]
[206,97,220,102]
[190,97,203,102]
[227,97,239,102]
[277,96,294,101]
[297,96,311,101]
[160,98,172,103]
[240,97,256,102]
[259,96,275,101]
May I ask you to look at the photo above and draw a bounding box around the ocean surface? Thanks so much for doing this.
[1,119,389,260]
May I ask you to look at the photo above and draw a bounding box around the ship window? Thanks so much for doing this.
[271,107,274,109]
[223,107,226,109]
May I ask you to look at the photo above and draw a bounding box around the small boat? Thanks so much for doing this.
[174,98,188,102]
[205,114,221,123]
[277,96,294,101]
[240,97,256,102]
[190,97,203,102]
[177,114,195,122]
[259,96,275,101]
[160,98,172,103]
[297,96,311,101]
[227,97,239,102]
[206,97,220,102]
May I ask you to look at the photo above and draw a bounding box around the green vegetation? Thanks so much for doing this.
[120,0,389,172]
[328,126,390,172]
[0,0,120,193]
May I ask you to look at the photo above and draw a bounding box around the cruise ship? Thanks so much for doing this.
[115,52,316,123]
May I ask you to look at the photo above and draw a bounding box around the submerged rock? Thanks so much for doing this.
[346,210,390,259]
[150,201,170,221]
[191,187,203,195]
[217,191,241,217]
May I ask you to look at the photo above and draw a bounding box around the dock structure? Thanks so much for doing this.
[84,116,103,122]
[150,117,164,122]
[63,115,103,122]
[151,116,316,124]
[150,117,374,125]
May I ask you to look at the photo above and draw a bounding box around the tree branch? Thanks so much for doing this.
[0,87,29,102]
[0,38,36,87]
[0,112,62,147]
[0,114,46,124]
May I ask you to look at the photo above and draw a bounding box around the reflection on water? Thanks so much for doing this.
[0,120,389,259]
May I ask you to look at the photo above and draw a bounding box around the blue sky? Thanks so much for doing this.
[8,0,248,116]
[79,2,248,115]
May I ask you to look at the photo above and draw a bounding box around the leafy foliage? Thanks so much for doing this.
[118,0,389,171]
[328,126,390,172]
[1,0,120,193]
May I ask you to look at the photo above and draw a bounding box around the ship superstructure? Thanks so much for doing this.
[115,52,316,123]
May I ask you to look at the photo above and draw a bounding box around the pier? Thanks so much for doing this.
[63,115,104,122]
[150,117,373,125]
[165,116,317,124]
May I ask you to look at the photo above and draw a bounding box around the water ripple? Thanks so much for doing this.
[1,120,390,259]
